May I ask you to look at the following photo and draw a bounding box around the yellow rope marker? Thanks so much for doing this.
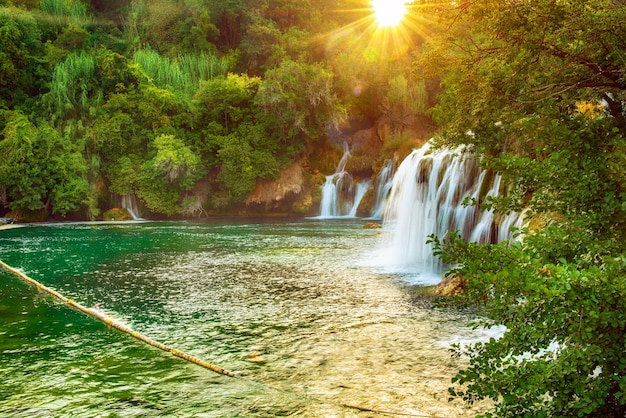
[172,349,236,377]
[0,259,235,378]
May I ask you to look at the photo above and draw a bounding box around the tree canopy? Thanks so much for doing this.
[0,1,625,415]
[422,0,626,416]
[0,0,376,219]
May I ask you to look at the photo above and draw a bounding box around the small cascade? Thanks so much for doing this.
[120,193,142,220]
[348,180,373,218]
[319,171,354,218]
[336,141,352,174]
[379,142,522,280]
[319,143,371,218]
[370,159,395,219]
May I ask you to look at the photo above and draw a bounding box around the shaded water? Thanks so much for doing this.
[0,220,489,417]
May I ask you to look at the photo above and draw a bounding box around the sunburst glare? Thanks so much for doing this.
[316,1,442,64]
[372,0,408,28]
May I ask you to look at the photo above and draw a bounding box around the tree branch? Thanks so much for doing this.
[548,46,626,90]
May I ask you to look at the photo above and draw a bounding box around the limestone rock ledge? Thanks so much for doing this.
[245,161,312,213]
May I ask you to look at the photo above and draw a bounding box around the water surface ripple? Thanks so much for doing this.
[0,220,489,417]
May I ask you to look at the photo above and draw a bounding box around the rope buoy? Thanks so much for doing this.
[0,259,235,377]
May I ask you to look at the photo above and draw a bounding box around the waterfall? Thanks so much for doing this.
[318,143,372,218]
[336,142,352,173]
[348,180,373,217]
[120,193,142,220]
[378,142,522,281]
[319,171,353,218]
[370,159,395,219]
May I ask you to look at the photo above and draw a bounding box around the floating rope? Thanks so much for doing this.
[0,259,235,377]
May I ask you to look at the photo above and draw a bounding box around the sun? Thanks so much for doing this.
[372,0,407,28]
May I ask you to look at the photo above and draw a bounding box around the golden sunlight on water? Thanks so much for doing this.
[0,221,492,417]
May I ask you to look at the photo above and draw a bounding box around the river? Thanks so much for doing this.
[0,219,491,417]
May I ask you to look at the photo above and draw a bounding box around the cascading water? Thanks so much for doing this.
[378,142,522,282]
[348,180,372,218]
[369,159,395,219]
[319,172,353,218]
[120,193,142,220]
[319,143,371,218]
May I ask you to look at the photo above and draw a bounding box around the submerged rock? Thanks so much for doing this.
[363,222,382,229]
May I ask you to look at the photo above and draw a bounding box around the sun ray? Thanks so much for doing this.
[314,1,446,64]
[372,0,408,28]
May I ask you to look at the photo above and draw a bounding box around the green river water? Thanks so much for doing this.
[0,219,490,417]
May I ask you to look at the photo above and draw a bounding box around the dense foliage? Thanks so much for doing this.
[1,1,625,416]
[0,0,424,219]
[423,0,626,416]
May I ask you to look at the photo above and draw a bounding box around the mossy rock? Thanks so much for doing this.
[527,212,564,231]
[292,193,313,214]
[102,208,133,221]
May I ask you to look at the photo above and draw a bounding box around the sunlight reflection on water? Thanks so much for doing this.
[0,220,491,417]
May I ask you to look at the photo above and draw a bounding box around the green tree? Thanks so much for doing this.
[193,73,261,134]
[152,133,202,189]
[92,84,192,215]
[123,0,185,53]
[255,59,346,155]
[136,162,181,215]
[0,111,88,217]
[381,74,428,134]
[177,9,220,53]
[204,0,246,51]
[51,23,91,56]
[45,48,143,123]
[0,7,48,109]
[422,1,626,416]
[238,13,282,73]
[191,73,281,207]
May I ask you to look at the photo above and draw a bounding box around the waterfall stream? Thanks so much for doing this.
[376,142,522,282]
[370,159,395,219]
[120,193,142,220]
[318,143,372,218]
[347,180,372,217]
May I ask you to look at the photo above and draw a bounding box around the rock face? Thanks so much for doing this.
[242,119,434,217]
[434,275,467,296]
[245,160,313,213]
[345,128,383,177]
